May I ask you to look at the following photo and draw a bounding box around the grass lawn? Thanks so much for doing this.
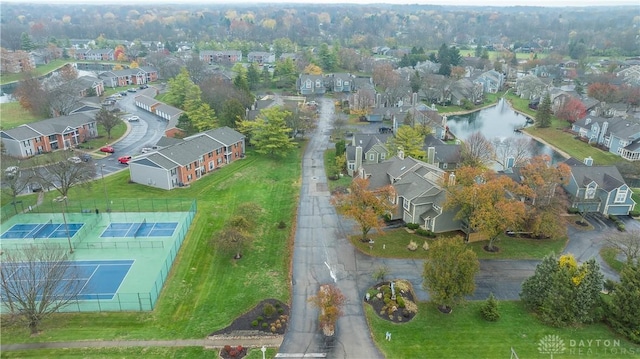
[0,102,43,130]
[0,346,279,359]
[348,228,567,260]
[365,300,640,358]
[1,147,301,343]
[80,121,128,150]
[600,247,625,273]
[0,60,70,85]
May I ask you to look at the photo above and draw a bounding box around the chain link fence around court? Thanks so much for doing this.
[1,199,197,312]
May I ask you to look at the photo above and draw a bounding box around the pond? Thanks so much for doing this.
[446,98,566,164]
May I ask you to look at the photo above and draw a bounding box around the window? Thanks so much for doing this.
[186,164,192,170]
[442,163,448,169]
[433,204,441,212]
[209,162,214,170]
[348,163,355,170]
[381,153,386,159]
[403,199,410,211]
[369,153,375,161]
[187,174,192,181]
[614,188,628,203]
[585,186,596,199]
[216,148,221,155]
[208,152,213,158]
[170,169,177,176]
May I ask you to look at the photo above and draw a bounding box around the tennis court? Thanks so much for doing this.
[1,260,133,300]
[1,222,84,240]
[100,222,178,238]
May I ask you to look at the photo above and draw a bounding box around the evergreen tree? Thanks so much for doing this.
[535,93,552,128]
[410,71,421,93]
[238,106,296,157]
[246,63,261,90]
[607,264,640,344]
[475,43,483,57]
[165,68,195,108]
[21,32,35,51]
[261,66,272,88]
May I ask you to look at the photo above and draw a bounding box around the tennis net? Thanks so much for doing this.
[133,218,147,238]
[32,219,53,239]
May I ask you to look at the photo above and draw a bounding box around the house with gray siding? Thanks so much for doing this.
[360,153,461,233]
[562,157,636,216]
[345,133,392,177]
[298,75,326,96]
[572,114,640,161]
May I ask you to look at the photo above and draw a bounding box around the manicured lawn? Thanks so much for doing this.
[81,121,128,150]
[0,102,43,129]
[323,148,352,192]
[0,346,279,358]
[1,148,301,343]
[0,60,70,85]
[365,301,640,358]
[348,228,567,260]
[525,126,621,165]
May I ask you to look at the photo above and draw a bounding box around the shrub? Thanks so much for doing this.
[257,316,264,322]
[568,207,580,214]
[481,293,500,321]
[629,210,640,217]
[395,280,411,293]
[407,240,418,251]
[278,220,286,229]
[278,308,284,314]
[422,241,430,251]
[381,285,391,296]
[251,320,259,327]
[407,223,420,230]
[262,322,268,328]
[275,303,281,308]
[372,265,390,281]
[263,303,276,318]
[366,288,379,300]
[616,223,625,232]
[396,296,406,308]
[604,279,616,293]
[404,299,418,314]
[224,345,231,353]
[415,228,429,236]
[229,349,238,357]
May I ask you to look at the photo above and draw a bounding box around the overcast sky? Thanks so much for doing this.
[1,0,638,6]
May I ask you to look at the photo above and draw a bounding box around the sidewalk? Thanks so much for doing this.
[1,335,283,351]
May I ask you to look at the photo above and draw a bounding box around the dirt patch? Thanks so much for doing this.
[209,299,289,336]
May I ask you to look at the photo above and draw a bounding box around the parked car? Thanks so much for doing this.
[68,156,82,164]
[127,88,137,93]
[120,91,128,96]
[100,146,115,153]
[81,154,92,162]
[141,147,153,153]
[127,116,140,122]
[118,155,132,164]
[139,84,149,89]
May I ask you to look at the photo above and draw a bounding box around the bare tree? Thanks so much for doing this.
[33,152,96,198]
[493,137,534,170]
[606,230,640,265]
[185,53,209,85]
[14,72,50,118]
[0,244,84,334]
[43,72,84,116]
[1,161,34,213]
[95,108,121,140]
[460,131,495,168]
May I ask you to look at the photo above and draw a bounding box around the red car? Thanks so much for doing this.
[118,155,132,164]
[100,146,114,153]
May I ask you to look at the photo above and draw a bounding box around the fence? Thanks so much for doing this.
[75,240,164,250]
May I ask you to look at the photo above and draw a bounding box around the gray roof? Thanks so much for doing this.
[156,136,184,148]
[136,153,179,170]
[570,165,626,191]
[155,103,183,117]
[157,135,221,166]
[2,112,96,140]
[351,133,391,153]
[135,95,160,107]
[198,126,245,146]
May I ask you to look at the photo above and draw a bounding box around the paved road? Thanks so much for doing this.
[279,98,384,359]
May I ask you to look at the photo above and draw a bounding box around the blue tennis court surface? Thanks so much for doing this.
[1,260,133,300]
[101,222,178,238]
[1,222,84,240]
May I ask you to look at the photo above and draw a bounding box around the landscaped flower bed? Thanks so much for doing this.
[364,280,418,323]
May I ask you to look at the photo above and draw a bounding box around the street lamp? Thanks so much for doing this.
[97,163,110,212]
[53,196,73,254]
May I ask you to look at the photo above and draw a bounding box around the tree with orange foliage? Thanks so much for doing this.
[445,166,529,251]
[331,177,396,242]
[587,82,618,103]
[519,156,571,238]
[303,63,322,75]
[308,284,346,336]
[114,45,126,62]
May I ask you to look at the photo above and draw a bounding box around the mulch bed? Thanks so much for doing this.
[364,280,417,323]
[209,298,289,336]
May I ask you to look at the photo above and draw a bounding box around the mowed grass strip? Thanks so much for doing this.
[349,228,567,260]
[366,301,640,359]
[0,346,279,359]
[0,102,42,130]
[1,148,302,342]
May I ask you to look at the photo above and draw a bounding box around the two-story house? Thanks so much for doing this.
[360,153,461,233]
[76,49,115,61]
[562,157,636,216]
[247,52,275,64]
[298,75,327,96]
[99,67,158,88]
[128,127,245,190]
[423,134,462,171]
[572,114,640,161]
[329,73,354,93]
[473,70,504,94]
[0,112,98,158]
[346,133,392,177]
[199,50,242,65]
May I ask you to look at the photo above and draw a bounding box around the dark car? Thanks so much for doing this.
[81,153,92,162]
[139,84,149,89]
[120,91,128,96]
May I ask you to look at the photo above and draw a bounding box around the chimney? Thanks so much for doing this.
[506,156,515,169]
[412,92,418,106]
[427,147,436,164]
[584,156,593,166]
[376,93,381,108]
[448,173,456,186]
[397,149,405,160]
[355,146,363,173]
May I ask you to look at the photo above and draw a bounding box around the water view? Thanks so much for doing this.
[446,98,567,164]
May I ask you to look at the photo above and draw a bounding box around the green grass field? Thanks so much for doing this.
[349,229,567,260]
[0,346,279,358]
[0,102,43,130]
[366,301,640,358]
[0,60,70,85]
[1,148,301,343]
